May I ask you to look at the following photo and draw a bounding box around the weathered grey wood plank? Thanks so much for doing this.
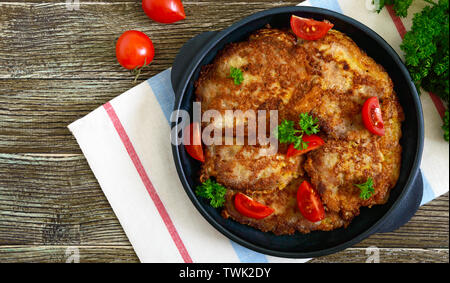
[0,245,447,263]
[0,1,301,79]
[0,153,448,248]
[310,248,449,263]
[0,79,130,153]
[0,153,130,245]
[0,245,139,263]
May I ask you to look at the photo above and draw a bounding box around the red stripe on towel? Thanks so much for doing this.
[103,102,193,263]
[386,5,407,38]
[386,5,446,119]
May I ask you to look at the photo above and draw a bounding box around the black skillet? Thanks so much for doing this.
[170,6,424,258]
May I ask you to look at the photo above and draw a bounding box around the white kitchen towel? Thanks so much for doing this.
[68,0,449,263]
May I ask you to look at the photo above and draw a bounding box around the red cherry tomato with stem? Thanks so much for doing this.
[286,134,325,158]
[290,15,334,41]
[142,0,186,24]
[297,181,325,222]
[234,193,275,220]
[361,96,385,136]
[116,30,154,81]
[183,122,204,162]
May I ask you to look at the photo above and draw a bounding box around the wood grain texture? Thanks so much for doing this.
[0,246,447,263]
[0,1,300,80]
[0,79,129,153]
[0,0,448,263]
[0,153,448,250]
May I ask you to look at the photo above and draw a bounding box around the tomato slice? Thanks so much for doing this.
[286,134,325,158]
[234,193,274,220]
[183,122,204,162]
[297,181,325,222]
[362,96,385,136]
[290,15,334,41]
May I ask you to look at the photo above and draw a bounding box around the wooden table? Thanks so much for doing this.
[0,0,448,263]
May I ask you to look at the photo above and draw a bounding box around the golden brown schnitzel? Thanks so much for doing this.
[222,178,349,235]
[195,27,403,234]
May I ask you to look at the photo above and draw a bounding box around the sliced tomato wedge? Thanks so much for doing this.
[362,96,385,136]
[286,134,325,158]
[234,193,274,220]
[297,181,325,222]
[290,15,334,41]
[183,122,204,162]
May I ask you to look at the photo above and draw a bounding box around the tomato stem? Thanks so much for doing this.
[131,58,152,83]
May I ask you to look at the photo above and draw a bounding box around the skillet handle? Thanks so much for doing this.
[171,31,220,97]
[375,170,423,233]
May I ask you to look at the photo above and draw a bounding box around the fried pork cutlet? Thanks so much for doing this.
[195,28,311,134]
[195,27,404,234]
[201,143,304,192]
[222,179,349,235]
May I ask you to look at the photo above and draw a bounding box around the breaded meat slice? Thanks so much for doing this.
[195,28,312,134]
[289,30,400,140]
[222,178,349,235]
[304,134,402,221]
[200,143,303,192]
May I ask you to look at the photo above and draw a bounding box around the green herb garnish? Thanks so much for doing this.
[354,177,375,200]
[375,0,414,17]
[195,179,227,208]
[229,67,244,85]
[443,110,449,141]
[376,0,449,141]
[275,113,320,150]
[299,113,320,135]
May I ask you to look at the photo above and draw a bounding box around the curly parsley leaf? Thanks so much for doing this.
[402,0,449,106]
[294,136,309,151]
[229,67,244,85]
[377,1,449,141]
[276,113,320,150]
[275,119,300,144]
[375,0,414,17]
[299,113,320,135]
[443,110,449,141]
[195,179,227,208]
[354,177,375,200]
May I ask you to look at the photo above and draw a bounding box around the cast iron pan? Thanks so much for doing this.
[170,6,424,258]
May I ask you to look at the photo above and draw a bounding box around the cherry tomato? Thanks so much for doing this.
[234,193,274,220]
[297,181,325,222]
[290,15,334,41]
[362,96,385,136]
[183,122,204,162]
[142,0,186,24]
[286,135,325,158]
[116,30,155,70]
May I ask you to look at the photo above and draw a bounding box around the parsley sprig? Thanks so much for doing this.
[354,177,375,200]
[195,179,227,208]
[375,0,414,17]
[377,0,449,141]
[275,113,320,150]
[229,67,244,85]
[299,113,320,135]
[443,110,449,141]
